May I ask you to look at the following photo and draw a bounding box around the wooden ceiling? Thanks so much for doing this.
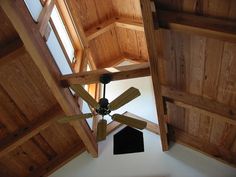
[140,0,236,166]
[66,0,149,68]
[0,0,236,176]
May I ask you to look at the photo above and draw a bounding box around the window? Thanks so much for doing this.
[50,6,75,63]
[24,0,43,21]
[24,0,76,75]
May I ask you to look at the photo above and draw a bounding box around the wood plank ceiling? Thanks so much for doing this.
[0,0,236,176]
[147,0,236,165]
[66,0,149,68]
[0,6,86,177]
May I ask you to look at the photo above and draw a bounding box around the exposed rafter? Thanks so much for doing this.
[0,105,63,158]
[173,101,236,126]
[61,63,150,86]
[27,142,85,177]
[161,86,236,121]
[85,17,144,41]
[1,0,98,157]
[155,10,236,43]
[140,0,169,151]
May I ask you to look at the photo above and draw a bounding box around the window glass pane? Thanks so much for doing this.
[46,25,73,75]
[24,0,43,21]
[51,6,74,62]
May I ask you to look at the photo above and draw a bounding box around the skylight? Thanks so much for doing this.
[24,0,42,21]
[51,6,74,62]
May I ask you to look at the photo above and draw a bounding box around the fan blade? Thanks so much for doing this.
[97,119,107,141]
[57,113,93,123]
[71,84,99,109]
[108,87,140,111]
[112,114,147,130]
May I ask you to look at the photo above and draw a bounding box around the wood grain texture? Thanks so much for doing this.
[0,105,63,158]
[61,63,150,85]
[89,27,122,68]
[156,10,236,43]
[141,0,169,151]
[1,0,98,157]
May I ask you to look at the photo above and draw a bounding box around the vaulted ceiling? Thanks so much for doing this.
[0,0,236,177]
[66,0,149,68]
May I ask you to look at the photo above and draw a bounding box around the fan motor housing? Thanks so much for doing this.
[96,98,111,116]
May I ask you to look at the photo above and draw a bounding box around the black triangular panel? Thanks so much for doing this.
[113,126,144,155]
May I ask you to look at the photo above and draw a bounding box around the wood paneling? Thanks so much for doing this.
[0,47,56,121]
[116,27,148,62]
[112,0,143,21]
[66,0,113,31]
[156,0,236,20]
[89,27,121,68]
[154,0,236,165]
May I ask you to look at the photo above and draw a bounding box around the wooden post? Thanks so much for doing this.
[140,0,168,151]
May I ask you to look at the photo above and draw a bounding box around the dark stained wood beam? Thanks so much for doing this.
[1,0,98,157]
[140,0,169,151]
[27,142,85,177]
[161,86,236,121]
[170,127,236,167]
[0,38,23,66]
[0,105,63,158]
[155,10,236,43]
[61,63,150,86]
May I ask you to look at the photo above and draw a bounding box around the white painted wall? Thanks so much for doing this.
[50,128,236,177]
[103,76,158,124]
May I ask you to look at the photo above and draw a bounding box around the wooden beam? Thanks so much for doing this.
[106,121,123,135]
[1,0,98,157]
[28,142,85,177]
[156,10,236,43]
[61,63,150,86]
[85,17,144,41]
[85,18,116,41]
[115,17,144,32]
[161,86,236,120]
[170,127,236,167]
[140,0,169,151]
[0,105,63,158]
[0,38,23,66]
[37,0,54,37]
[173,101,236,126]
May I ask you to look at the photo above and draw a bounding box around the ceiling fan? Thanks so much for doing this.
[58,74,147,141]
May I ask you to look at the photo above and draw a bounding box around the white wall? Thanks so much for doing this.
[50,128,236,177]
[104,76,158,124]
[50,64,236,177]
